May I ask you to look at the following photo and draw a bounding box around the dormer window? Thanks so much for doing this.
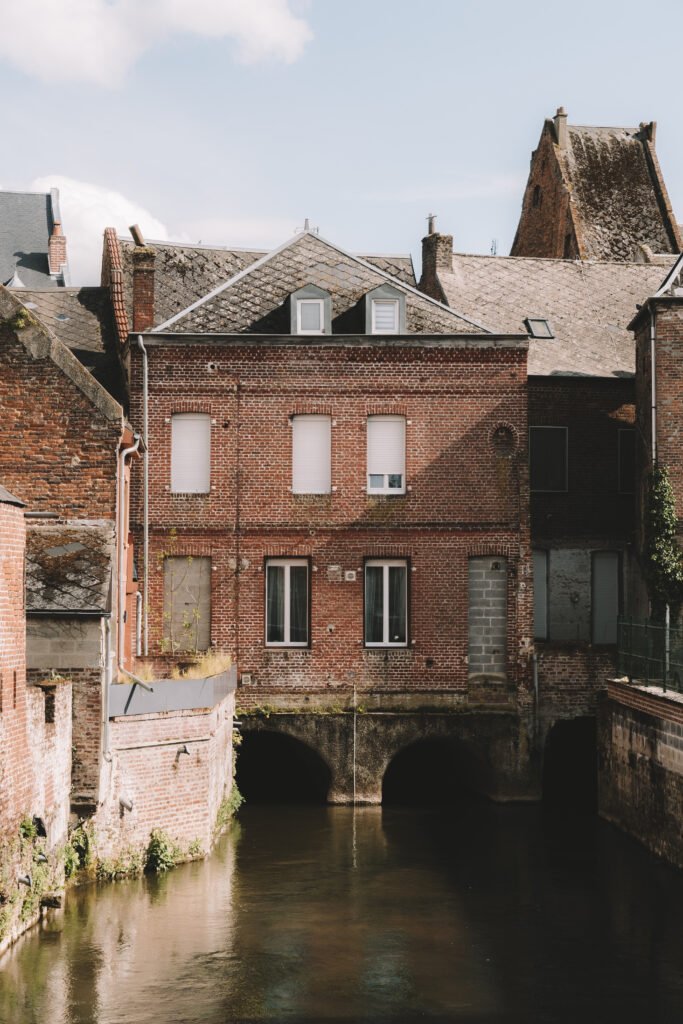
[297,299,324,334]
[525,317,554,339]
[290,285,331,335]
[365,283,406,335]
[371,299,399,334]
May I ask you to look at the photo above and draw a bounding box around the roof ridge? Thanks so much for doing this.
[449,252,672,269]
[152,230,491,334]
[118,236,268,254]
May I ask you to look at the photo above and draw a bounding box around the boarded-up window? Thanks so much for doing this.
[292,416,331,494]
[532,550,548,640]
[163,556,211,652]
[367,416,406,494]
[171,414,211,493]
[468,557,507,680]
[592,552,620,645]
[618,429,635,494]
[529,426,567,492]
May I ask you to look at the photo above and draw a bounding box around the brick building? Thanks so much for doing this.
[0,187,70,288]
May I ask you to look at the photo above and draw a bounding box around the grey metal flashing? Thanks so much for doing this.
[0,484,25,507]
[108,666,237,717]
[655,250,683,297]
[26,609,108,619]
[137,332,528,349]
[152,230,493,334]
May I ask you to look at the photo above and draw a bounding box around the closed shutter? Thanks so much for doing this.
[372,299,399,333]
[292,416,331,493]
[163,556,211,652]
[171,414,211,493]
[592,552,619,644]
[367,416,405,477]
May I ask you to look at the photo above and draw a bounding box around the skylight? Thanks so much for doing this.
[525,318,554,339]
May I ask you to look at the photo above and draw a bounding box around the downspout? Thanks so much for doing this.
[650,307,657,464]
[137,335,149,655]
[135,591,143,657]
[118,434,141,668]
[103,617,113,761]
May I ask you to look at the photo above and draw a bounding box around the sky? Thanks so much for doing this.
[1,0,683,284]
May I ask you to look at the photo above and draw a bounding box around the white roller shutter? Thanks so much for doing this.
[171,414,211,493]
[367,416,405,477]
[292,415,331,494]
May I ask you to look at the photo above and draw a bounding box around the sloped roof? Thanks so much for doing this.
[26,520,115,614]
[0,190,62,288]
[565,125,680,262]
[10,287,124,400]
[437,253,670,376]
[153,231,486,336]
[0,484,25,507]
[118,237,417,331]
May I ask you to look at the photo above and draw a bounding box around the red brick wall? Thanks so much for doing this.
[0,324,120,518]
[130,339,533,702]
[529,377,636,543]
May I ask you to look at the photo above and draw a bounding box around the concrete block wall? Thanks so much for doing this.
[468,556,507,679]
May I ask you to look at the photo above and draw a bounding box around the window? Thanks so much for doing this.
[364,560,408,647]
[592,551,620,645]
[618,429,635,494]
[171,413,211,493]
[367,415,406,494]
[525,318,554,339]
[532,550,548,640]
[529,426,567,492]
[163,556,211,653]
[297,299,324,335]
[266,559,309,646]
[371,299,399,334]
[532,185,542,208]
[292,416,331,494]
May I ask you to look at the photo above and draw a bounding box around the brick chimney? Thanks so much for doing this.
[48,221,68,277]
[553,106,568,149]
[130,225,156,332]
[419,217,453,302]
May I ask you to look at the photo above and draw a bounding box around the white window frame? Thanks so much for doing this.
[364,558,408,648]
[371,298,400,335]
[296,298,325,335]
[367,415,406,495]
[291,415,331,494]
[265,558,309,648]
[171,413,211,494]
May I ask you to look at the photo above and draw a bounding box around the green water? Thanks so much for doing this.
[2,802,683,1023]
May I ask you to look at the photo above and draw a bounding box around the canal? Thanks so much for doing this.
[2,796,683,1023]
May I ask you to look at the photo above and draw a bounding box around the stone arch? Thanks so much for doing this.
[236,728,333,804]
[381,734,492,805]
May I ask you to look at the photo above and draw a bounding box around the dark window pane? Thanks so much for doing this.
[388,474,403,489]
[619,430,635,494]
[267,565,284,643]
[289,565,308,643]
[365,566,384,643]
[530,428,567,492]
[388,566,407,643]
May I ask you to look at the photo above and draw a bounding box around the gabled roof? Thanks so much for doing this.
[151,230,489,336]
[0,189,67,288]
[9,287,124,400]
[26,520,115,615]
[0,484,25,507]
[437,252,671,377]
[116,237,417,333]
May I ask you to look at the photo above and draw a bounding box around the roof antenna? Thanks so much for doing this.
[427,213,436,235]
[490,238,498,255]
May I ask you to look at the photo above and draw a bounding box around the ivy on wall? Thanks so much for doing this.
[644,465,683,620]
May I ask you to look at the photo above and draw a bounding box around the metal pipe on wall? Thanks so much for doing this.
[137,335,150,656]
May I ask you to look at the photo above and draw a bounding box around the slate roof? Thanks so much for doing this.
[0,484,25,507]
[10,287,125,401]
[152,231,485,336]
[26,520,115,614]
[0,189,63,288]
[118,237,416,330]
[437,253,671,377]
[564,125,680,262]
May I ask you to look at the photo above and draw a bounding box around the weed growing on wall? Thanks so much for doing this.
[145,830,181,873]
[645,465,683,620]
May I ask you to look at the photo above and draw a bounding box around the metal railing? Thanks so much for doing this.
[617,617,683,693]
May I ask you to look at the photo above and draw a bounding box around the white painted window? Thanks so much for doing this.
[266,559,309,646]
[292,416,331,494]
[365,559,408,646]
[296,299,324,335]
[171,413,211,493]
[532,550,548,640]
[367,415,406,494]
[592,551,620,645]
[371,299,399,334]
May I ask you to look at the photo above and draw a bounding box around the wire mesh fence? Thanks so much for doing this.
[617,618,683,693]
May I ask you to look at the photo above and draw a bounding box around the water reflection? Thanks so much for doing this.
[2,802,683,1022]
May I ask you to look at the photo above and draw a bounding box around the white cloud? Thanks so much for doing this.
[30,176,170,285]
[0,0,312,87]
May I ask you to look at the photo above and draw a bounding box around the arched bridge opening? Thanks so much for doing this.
[543,716,597,813]
[381,737,490,806]
[236,730,332,804]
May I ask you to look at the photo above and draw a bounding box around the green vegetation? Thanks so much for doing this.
[645,465,683,619]
[96,847,144,882]
[215,785,243,836]
[145,830,181,874]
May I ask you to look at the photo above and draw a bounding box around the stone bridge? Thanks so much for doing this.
[237,710,539,804]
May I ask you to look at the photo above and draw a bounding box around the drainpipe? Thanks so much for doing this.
[135,591,143,657]
[118,433,141,668]
[650,308,657,464]
[137,335,149,656]
[103,617,113,761]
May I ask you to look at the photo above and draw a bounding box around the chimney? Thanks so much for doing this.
[48,221,68,277]
[554,106,568,149]
[130,226,156,333]
[419,216,453,301]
